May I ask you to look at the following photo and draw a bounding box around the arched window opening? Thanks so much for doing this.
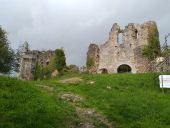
[135,29,138,39]
[46,61,49,66]
[118,33,123,44]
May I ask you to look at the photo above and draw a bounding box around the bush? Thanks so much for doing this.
[54,49,66,71]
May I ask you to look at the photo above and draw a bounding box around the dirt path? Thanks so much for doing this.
[36,81,113,128]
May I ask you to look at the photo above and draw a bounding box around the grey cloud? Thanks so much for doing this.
[0,0,170,66]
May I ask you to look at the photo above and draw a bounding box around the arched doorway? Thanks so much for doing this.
[117,64,132,73]
[100,68,108,74]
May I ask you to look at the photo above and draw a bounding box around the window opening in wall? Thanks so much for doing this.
[130,44,132,48]
[135,29,138,39]
[46,61,49,66]
[118,33,123,44]
[100,68,108,74]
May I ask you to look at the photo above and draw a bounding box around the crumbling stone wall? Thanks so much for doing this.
[19,42,55,80]
[86,44,100,73]
[87,21,160,73]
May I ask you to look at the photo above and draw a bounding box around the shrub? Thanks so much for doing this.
[54,49,66,71]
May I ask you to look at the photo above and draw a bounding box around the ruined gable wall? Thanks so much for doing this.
[133,21,159,72]
[86,44,100,73]
[35,50,55,67]
[19,43,55,80]
[97,21,159,73]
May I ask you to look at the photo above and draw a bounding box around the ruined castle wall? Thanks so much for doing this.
[19,42,55,80]
[19,49,37,80]
[86,44,100,73]
[86,44,99,65]
[96,21,159,73]
[35,51,55,67]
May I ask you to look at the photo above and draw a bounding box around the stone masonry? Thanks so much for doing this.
[87,21,160,73]
[19,42,55,80]
[86,44,100,73]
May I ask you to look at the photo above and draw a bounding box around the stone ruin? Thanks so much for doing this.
[86,44,100,73]
[19,42,55,80]
[86,21,160,73]
[19,21,161,79]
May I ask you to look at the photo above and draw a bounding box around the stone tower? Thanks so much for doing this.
[86,44,100,73]
[86,21,160,73]
[19,42,36,80]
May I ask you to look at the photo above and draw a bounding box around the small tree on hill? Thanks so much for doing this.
[0,26,15,74]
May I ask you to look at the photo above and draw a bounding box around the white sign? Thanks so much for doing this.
[159,75,170,88]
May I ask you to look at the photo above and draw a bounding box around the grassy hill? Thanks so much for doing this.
[0,76,80,128]
[1,74,170,128]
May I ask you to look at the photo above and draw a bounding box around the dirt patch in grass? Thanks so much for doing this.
[58,77,83,84]
[35,84,54,92]
[79,122,95,128]
[76,108,113,128]
[59,92,82,102]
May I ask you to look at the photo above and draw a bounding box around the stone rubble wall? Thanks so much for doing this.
[19,42,55,80]
[86,44,100,73]
[87,21,160,73]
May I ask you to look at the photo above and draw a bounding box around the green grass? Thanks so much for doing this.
[0,76,80,128]
[1,74,170,128]
[38,73,170,128]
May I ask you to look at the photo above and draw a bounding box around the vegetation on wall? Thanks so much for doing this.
[34,49,66,80]
[142,26,161,60]
[86,56,94,68]
[34,63,43,80]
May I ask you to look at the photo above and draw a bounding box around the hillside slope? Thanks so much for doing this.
[0,76,80,128]
[1,74,170,128]
[37,73,170,128]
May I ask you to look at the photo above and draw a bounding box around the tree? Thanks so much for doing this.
[12,49,21,73]
[54,49,66,71]
[0,26,14,74]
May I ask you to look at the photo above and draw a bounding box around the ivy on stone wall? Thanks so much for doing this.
[34,49,66,80]
[142,26,161,60]
[34,63,43,80]
[86,56,94,68]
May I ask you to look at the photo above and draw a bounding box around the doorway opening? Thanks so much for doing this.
[100,68,108,74]
[117,64,132,73]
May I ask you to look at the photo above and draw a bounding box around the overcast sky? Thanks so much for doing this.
[0,0,170,66]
